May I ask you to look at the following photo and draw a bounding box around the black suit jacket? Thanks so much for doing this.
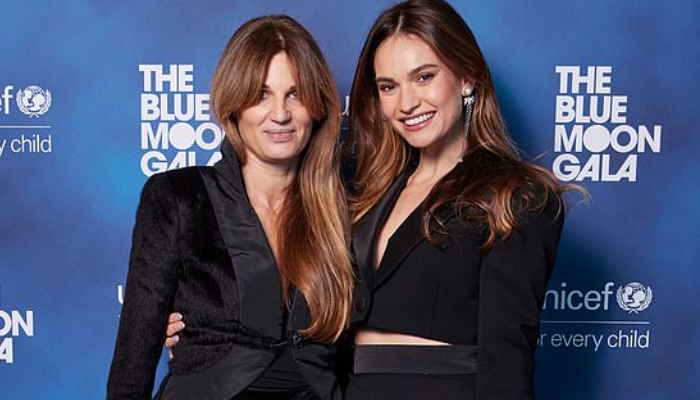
[107,141,341,400]
[350,165,564,400]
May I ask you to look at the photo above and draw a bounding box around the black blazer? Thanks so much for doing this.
[107,141,342,400]
[350,165,564,400]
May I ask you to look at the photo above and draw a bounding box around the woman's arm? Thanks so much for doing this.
[476,196,564,400]
[107,174,182,400]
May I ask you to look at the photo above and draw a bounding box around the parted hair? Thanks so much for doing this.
[211,15,353,342]
[349,0,577,249]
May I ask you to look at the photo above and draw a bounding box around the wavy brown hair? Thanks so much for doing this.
[349,0,580,249]
[211,15,353,342]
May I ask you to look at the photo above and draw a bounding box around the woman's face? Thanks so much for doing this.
[373,34,469,156]
[236,52,312,168]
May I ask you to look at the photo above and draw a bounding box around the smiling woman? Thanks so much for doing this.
[107,15,353,400]
[373,34,469,161]
[345,1,581,399]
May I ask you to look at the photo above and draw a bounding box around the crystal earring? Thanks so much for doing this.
[458,87,475,163]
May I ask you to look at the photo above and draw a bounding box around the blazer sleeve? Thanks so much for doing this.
[475,197,564,400]
[107,173,182,400]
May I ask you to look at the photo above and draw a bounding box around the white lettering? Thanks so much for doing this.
[0,310,34,336]
[543,282,616,311]
[8,134,52,154]
[554,125,583,152]
[555,95,627,124]
[141,94,210,122]
[607,330,650,349]
[140,151,221,177]
[556,65,612,94]
[0,338,13,363]
[141,122,223,151]
[553,65,663,183]
[118,285,124,305]
[637,125,662,153]
[550,333,604,351]
[341,95,350,116]
[0,85,14,114]
[139,64,194,92]
[141,122,169,149]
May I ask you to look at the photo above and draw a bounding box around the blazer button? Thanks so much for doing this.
[290,331,306,349]
[355,298,368,312]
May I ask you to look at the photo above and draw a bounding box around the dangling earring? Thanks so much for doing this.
[458,87,475,163]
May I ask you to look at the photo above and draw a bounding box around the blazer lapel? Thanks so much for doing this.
[372,202,426,289]
[352,172,408,289]
[357,175,461,290]
[202,140,284,340]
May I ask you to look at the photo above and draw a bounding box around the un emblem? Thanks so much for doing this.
[616,282,652,313]
[16,85,52,117]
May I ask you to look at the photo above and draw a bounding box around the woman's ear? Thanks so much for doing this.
[461,80,475,97]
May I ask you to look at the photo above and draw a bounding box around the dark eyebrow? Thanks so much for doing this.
[374,76,395,84]
[375,63,440,83]
[409,63,439,76]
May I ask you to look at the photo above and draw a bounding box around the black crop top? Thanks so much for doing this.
[361,197,563,346]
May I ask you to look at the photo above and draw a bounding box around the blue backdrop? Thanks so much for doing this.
[1,1,698,399]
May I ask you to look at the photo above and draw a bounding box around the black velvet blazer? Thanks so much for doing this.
[107,141,342,400]
[350,165,564,400]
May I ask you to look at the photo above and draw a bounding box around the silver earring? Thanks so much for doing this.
[458,88,475,163]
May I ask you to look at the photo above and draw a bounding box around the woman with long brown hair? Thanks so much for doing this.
[345,0,577,399]
[107,15,354,400]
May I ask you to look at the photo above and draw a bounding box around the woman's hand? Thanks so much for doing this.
[165,312,185,358]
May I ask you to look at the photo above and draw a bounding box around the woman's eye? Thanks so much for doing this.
[378,84,395,92]
[259,89,269,100]
[288,90,298,99]
[418,73,434,83]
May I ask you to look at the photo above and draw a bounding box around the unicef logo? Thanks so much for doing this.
[16,85,52,117]
[616,282,653,313]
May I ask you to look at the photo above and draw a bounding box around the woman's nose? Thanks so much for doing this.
[399,86,419,114]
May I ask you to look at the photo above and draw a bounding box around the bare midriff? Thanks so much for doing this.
[354,327,451,346]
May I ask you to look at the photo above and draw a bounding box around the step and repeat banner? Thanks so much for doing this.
[1,1,698,399]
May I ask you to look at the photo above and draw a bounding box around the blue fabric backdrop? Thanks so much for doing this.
[1,1,698,398]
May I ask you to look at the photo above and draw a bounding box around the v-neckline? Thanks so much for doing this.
[374,196,425,272]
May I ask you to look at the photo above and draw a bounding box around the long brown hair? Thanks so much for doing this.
[211,15,353,342]
[349,0,579,249]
